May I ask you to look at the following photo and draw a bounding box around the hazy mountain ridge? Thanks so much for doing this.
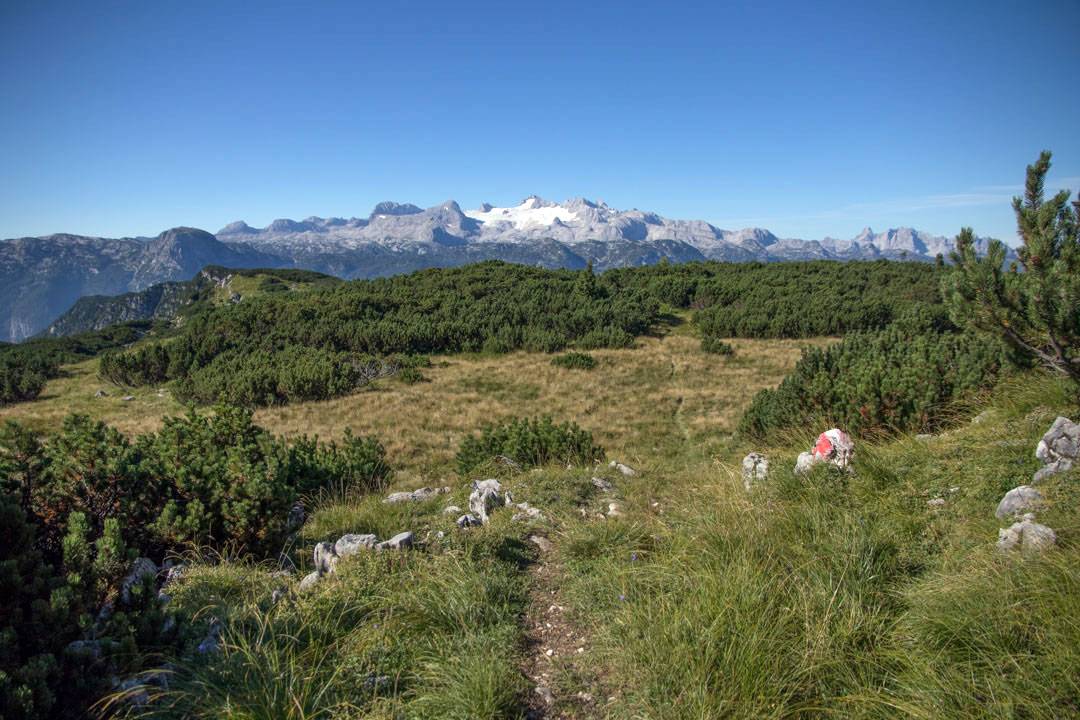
[1,196,1003,342]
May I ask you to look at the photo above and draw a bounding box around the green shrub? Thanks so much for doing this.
[739,317,1007,440]
[456,416,604,474]
[551,351,597,370]
[0,356,48,405]
[700,337,734,355]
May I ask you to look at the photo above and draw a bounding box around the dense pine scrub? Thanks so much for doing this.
[99,261,658,406]
[605,258,946,338]
[550,351,598,370]
[0,407,389,720]
[739,308,1009,439]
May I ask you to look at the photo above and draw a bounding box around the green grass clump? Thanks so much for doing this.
[558,373,1080,719]
[142,539,529,719]
[551,351,598,370]
[699,337,734,355]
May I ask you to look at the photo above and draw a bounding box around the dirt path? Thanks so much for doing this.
[521,535,599,719]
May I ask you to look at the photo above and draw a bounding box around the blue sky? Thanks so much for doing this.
[2,0,1078,243]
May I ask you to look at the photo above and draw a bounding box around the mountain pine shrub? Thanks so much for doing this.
[945,151,1080,394]
[456,416,604,474]
[551,351,597,370]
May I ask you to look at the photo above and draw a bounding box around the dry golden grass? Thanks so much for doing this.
[0,334,828,475]
[0,358,184,436]
[255,334,826,473]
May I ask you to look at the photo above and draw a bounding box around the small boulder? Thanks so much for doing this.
[741,452,769,490]
[121,395,135,402]
[813,429,854,469]
[120,558,158,605]
[511,502,543,522]
[335,533,378,558]
[529,535,554,553]
[443,505,463,515]
[376,531,414,550]
[469,479,505,523]
[313,542,338,575]
[298,571,321,592]
[927,497,946,508]
[606,502,623,517]
[609,461,637,477]
[1035,416,1080,463]
[995,486,1044,521]
[456,514,482,528]
[794,451,818,475]
[384,486,450,504]
[997,514,1057,554]
[94,389,109,398]
[591,476,613,492]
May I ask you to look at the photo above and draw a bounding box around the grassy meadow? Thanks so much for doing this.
[4,327,1078,719]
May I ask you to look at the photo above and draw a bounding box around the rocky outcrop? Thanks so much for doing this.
[1033,416,1079,483]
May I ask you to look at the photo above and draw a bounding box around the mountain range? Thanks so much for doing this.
[0,196,999,342]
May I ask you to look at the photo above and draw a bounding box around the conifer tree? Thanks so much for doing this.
[945,151,1080,390]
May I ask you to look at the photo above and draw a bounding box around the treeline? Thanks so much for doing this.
[0,407,389,719]
[99,261,659,406]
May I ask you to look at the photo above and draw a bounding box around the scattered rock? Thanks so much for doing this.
[443,505,463,515]
[997,514,1057,554]
[384,486,450,504]
[1034,461,1073,484]
[271,589,286,605]
[915,433,933,441]
[469,479,505,523]
[1033,416,1079,483]
[609,461,637,477]
[606,502,623,517]
[121,395,135,402]
[335,533,378,558]
[298,571,321,592]
[456,513,482,528]
[741,452,769,490]
[162,563,186,586]
[313,542,338,575]
[529,535,554,553]
[512,502,543,522]
[113,677,151,707]
[535,685,555,706]
[927,497,946,508]
[972,410,993,424]
[794,451,818,474]
[995,485,1045,520]
[376,531,414,550]
[120,558,158,605]
[196,620,222,654]
[591,476,613,492]
[94,389,109,398]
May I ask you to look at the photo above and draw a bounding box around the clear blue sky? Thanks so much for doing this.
[2,0,1078,243]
